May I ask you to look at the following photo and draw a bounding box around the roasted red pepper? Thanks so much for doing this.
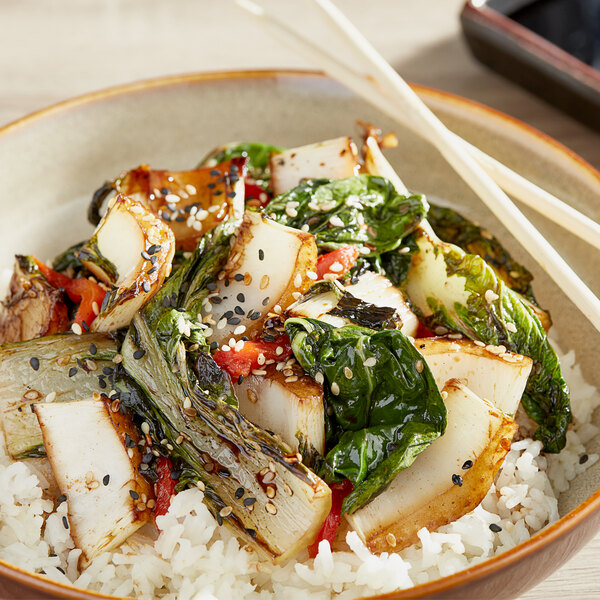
[34,259,107,331]
[155,457,178,521]
[416,322,435,338]
[212,334,292,379]
[316,246,361,280]
[244,182,271,207]
[308,478,354,558]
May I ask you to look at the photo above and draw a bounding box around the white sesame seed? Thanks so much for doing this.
[71,323,82,336]
[141,422,150,435]
[45,391,57,402]
[315,371,324,385]
[294,273,302,288]
[204,327,214,337]
[165,193,180,203]
[92,301,100,316]
[506,322,517,333]
[306,271,318,280]
[275,346,284,356]
[252,369,267,376]
[235,340,245,352]
[185,184,197,195]
[344,366,353,379]
[113,353,123,364]
[474,340,485,347]
[221,345,231,352]
[196,209,209,221]
[441,390,448,400]
[398,246,411,254]
[329,261,343,273]
[183,397,192,409]
[415,359,424,373]
[127,448,134,459]
[285,375,298,383]
[485,289,499,303]
[265,502,277,515]
[331,382,340,395]
[292,291,302,300]
[273,305,282,314]
[286,206,298,218]
[301,224,310,232]
[364,357,377,367]
[192,221,203,231]
[129,205,144,214]
[208,204,221,213]
[233,325,246,336]
[329,215,344,227]
[257,353,266,365]
[217,318,227,330]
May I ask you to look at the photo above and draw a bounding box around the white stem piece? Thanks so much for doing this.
[237,0,600,333]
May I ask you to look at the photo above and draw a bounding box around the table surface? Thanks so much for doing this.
[1,1,599,598]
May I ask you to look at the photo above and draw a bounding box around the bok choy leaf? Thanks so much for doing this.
[284,317,446,514]
[265,175,428,257]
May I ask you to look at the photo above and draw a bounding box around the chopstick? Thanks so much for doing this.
[236,0,600,334]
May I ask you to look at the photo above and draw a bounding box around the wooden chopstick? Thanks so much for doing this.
[236,0,600,333]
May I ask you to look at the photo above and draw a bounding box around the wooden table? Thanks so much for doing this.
[1,1,599,598]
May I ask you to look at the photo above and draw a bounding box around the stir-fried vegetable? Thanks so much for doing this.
[285,317,446,514]
[265,175,428,257]
[405,225,571,452]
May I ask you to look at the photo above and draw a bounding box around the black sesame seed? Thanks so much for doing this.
[246,528,257,538]
[125,434,136,448]
[234,273,244,282]
[175,216,186,222]
[68,367,77,377]
[141,251,151,261]
[462,460,473,470]
[98,378,107,389]
[208,182,216,189]
[133,349,146,360]
[224,279,230,287]
[102,366,114,376]
[226,192,236,198]
[142,281,151,293]
[227,317,241,325]
[148,244,162,255]
[210,341,219,352]
[161,211,172,221]
[216,513,223,526]
[29,357,40,371]
[241,336,249,342]
[81,320,89,332]
[262,297,270,306]
[451,474,463,486]
[489,523,502,533]
[89,343,97,355]
[243,497,257,506]
[249,311,261,321]
[62,516,69,529]
[142,452,153,464]
[150,255,158,264]
[237,293,245,303]
[234,306,244,315]
[580,454,589,464]
[419,344,426,349]
[147,266,157,275]
[162,296,171,308]
[263,334,276,342]
[161,187,169,195]
[237,374,244,385]
[57,494,67,504]
[235,487,245,499]
[258,249,264,261]
[176,307,186,313]
[57,567,66,575]
[210,169,220,177]
[129,490,139,500]
[207,282,217,291]
[218,469,230,477]
[223,310,234,319]
[103,474,110,486]
[210,296,223,305]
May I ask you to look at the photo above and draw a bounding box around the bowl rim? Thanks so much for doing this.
[0,68,599,600]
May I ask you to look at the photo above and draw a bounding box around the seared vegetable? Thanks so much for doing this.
[405,225,571,452]
[201,210,317,345]
[120,225,331,563]
[265,175,428,257]
[235,363,326,456]
[285,317,446,514]
[0,256,69,344]
[287,280,403,331]
[35,398,154,565]
[81,194,175,333]
[269,137,360,196]
[427,204,551,330]
[199,142,284,187]
[89,161,245,250]
[346,380,517,553]
[0,333,118,458]
[416,336,532,416]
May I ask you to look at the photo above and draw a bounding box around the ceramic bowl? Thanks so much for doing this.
[0,70,599,600]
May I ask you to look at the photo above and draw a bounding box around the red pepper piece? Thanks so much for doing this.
[316,246,361,280]
[155,457,178,522]
[245,182,271,207]
[308,479,354,558]
[34,259,107,331]
[416,322,435,338]
[212,334,292,379]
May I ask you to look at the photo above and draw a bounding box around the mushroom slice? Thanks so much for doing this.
[34,398,153,565]
[269,137,360,195]
[203,210,317,345]
[415,336,533,416]
[345,272,419,337]
[0,255,69,344]
[346,380,517,553]
[235,363,325,456]
[81,194,175,332]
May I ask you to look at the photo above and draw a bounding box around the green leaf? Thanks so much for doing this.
[405,228,571,452]
[285,317,446,513]
[265,175,428,257]
[198,142,284,186]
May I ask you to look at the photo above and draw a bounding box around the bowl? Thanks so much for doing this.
[0,69,599,600]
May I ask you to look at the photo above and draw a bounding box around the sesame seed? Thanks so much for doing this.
[307,271,318,280]
[315,372,324,385]
[141,422,150,435]
[257,353,266,365]
[196,480,205,492]
[133,349,146,360]
[217,318,227,330]
[243,497,257,506]
[580,454,589,464]
[343,366,353,379]
[183,397,192,409]
[57,494,66,504]
[273,305,282,315]
[185,184,197,195]
[329,261,343,273]
[462,460,473,470]
[127,448,134,458]
[266,486,276,498]
[234,325,246,335]
[68,367,77,377]
[237,293,245,303]
[415,359,424,373]
[286,206,298,218]
[71,323,83,336]
[258,249,265,261]
[386,533,397,547]
[329,215,344,227]
[260,274,270,290]
[293,273,302,288]
[285,375,298,383]
[506,322,517,333]
[165,193,180,203]
[452,474,463,486]
[263,471,275,483]
[45,391,56,402]
[142,281,151,293]
[113,354,123,364]
[252,369,267,376]
[265,502,277,515]
[364,357,377,368]
[489,523,502,533]
[331,382,340,395]
[103,474,110,486]
[29,357,40,371]
[485,289,499,304]
[220,506,233,518]
[62,516,69,529]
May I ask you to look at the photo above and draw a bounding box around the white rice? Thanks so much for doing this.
[0,342,598,599]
